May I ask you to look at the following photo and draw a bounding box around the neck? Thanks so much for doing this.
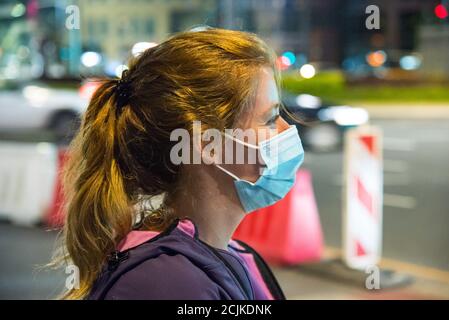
[169,167,245,251]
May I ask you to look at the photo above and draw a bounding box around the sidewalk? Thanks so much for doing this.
[273,266,449,300]
[359,104,449,119]
[272,246,449,300]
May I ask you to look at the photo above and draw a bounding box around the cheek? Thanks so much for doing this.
[255,116,290,142]
[227,162,262,184]
[218,138,265,183]
[251,124,279,146]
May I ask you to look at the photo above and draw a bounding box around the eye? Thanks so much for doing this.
[265,104,280,126]
[265,114,280,126]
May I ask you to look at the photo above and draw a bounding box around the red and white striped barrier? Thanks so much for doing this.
[0,142,58,225]
[342,125,383,270]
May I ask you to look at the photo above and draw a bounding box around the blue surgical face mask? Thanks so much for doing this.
[216,125,304,213]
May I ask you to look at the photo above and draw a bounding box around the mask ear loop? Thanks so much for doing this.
[224,132,270,174]
[215,164,256,186]
[215,164,241,181]
[223,132,260,150]
[218,127,299,182]
[215,131,260,186]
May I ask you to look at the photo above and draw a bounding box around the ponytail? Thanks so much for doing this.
[56,80,133,299]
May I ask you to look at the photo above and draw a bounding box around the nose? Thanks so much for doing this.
[277,116,290,132]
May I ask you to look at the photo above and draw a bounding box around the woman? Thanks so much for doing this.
[57,27,304,300]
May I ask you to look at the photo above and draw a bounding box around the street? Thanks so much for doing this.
[307,119,449,271]
[1,0,449,304]
[0,117,448,299]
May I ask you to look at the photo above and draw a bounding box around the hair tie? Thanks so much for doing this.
[115,70,132,116]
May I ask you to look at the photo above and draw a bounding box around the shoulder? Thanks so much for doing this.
[105,253,223,300]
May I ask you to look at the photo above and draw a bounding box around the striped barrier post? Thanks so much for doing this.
[342,125,383,270]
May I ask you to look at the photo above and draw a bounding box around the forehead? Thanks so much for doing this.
[233,67,279,128]
[252,68,279,119]
[255,68,279,108]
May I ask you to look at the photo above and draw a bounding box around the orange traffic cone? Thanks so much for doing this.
[233,170,324,265]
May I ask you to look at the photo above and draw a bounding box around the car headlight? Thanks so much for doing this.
[23,85,50,108]
[318,106,369,126]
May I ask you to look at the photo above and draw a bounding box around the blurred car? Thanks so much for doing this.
[0,80,88,143]
[281,93,369,151]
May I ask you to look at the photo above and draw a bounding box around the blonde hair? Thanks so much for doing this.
[54,28,280,299]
